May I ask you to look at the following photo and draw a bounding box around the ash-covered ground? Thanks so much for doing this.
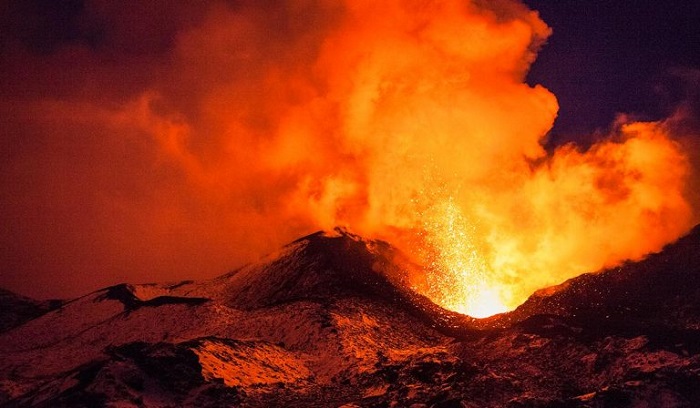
[1,226,699,407]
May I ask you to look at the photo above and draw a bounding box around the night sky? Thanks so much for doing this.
[524,0,700,146]
[1,0,699,300]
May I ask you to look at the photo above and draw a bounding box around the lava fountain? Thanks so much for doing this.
[420,198,509,318]
[215,0,695,316]
[296,0,695,317]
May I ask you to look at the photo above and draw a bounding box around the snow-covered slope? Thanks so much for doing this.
[0,229,456,406]
[2,227,700,407]
[0,289,60,334]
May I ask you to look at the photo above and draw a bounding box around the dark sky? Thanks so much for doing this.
[523,0,700,146]
[1,0,699,300]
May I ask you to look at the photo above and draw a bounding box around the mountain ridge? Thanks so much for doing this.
[1,225,700,407]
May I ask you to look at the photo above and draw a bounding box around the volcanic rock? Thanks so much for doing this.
[504,224,700,330]
[1,226,700,407]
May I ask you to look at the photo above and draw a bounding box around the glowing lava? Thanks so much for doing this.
[420,198,509,318]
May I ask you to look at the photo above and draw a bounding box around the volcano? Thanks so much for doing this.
[1,226,700,407]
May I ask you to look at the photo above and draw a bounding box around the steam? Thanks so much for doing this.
[0,0,696,310]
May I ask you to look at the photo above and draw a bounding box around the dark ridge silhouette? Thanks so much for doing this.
[99,283,210,312]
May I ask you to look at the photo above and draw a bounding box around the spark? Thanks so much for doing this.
[420,196,509,318]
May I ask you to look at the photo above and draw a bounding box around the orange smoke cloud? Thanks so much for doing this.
[259,0,694,315]
[0,0,696,314]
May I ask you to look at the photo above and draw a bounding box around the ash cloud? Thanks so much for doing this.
[0,0,697,310]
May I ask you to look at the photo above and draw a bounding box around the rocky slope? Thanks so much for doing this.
[1,226,699,407]
[0,289,61,334]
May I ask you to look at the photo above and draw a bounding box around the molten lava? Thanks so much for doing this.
[418,198,509,318]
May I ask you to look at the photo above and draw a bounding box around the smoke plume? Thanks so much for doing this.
[1,0,696,314]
